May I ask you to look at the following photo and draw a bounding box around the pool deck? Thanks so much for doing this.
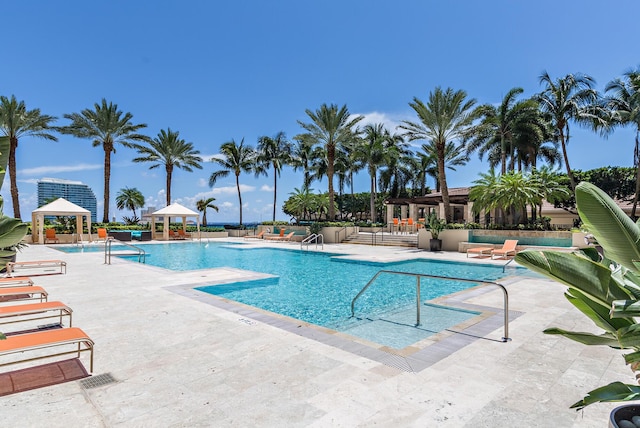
[1,239,630,427]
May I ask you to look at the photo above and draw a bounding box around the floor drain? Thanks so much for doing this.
[79,373,117,389]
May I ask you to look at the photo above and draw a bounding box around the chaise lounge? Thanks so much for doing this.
[0,327,94,373]
[0,301,73,329]
[0,286,48,303]
[491,239,519,259]
[6,260,67,276]
[244,230,266,239]
[466,246,494,258]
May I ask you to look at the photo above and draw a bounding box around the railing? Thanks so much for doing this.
[502,258,515,273]
[350,270,511,342]
[301,233,324,251]
[371,227,385,246]
[104,237,146,264]
[334,226,349,243]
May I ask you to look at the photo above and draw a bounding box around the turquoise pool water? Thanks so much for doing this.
[60,242,510,348]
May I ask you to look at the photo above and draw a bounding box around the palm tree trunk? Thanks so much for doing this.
[436,142,451,222]
[559,128,576,190]
[370,172,376,223]
[103,145,111,223]
[327,144,336,220]
[202,209,208,227]
[632,135,640,218]
[236,173,243,226]
[272,166,277,222]
[8,136,21,219]
[166,166,173,206]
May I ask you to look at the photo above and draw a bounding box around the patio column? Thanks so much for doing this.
[386,204,394,223]
[466,202,474,223]
[408,203,417,220]
[400,205,407,220]
[438,202,445,219]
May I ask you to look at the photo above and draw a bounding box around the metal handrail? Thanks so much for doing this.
[301,233,324,251]
[371,227,385,246]
[104,237,146,264]
[502,258,515,273]
[334,226,348,243]
[350,270,511,342]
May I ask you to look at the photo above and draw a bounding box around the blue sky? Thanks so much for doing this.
[2,1,639,223]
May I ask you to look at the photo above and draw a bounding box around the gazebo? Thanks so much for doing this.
[151,203,200,240]
[31,198,92,244]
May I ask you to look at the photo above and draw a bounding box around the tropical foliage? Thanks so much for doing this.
[255,132,292,222]
[196,197,219,226]
[399,87,484,222]
[115,187,145,224]
[515,182,640,409]
[0,95,58,219]
[58,99,150,222]
[209,138,255,226]
[132,128,202,206]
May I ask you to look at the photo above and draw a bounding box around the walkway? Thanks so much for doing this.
[1,240,628,427]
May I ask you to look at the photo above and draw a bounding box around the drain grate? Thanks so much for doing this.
[79,373,117,389]
[379,353,413,372]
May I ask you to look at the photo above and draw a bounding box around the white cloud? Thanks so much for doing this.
[260,184,273,192]
[19,163,102,176]
[198,178,208,187]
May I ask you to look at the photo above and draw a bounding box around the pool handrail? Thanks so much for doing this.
[301,233,324,251]
[334,226,348,243]
[104,237,146,264]
[350,270,511,342]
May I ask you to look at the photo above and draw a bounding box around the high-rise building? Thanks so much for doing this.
[37,178,98,222]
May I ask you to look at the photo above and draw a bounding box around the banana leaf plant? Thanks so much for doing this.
[515,181,640,410]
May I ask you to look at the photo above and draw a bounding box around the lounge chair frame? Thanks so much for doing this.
[0,286,48,303]
[491,240,519,260]
[0,301,72,328]
[467,246,494,258]
[6,260,67,277]
[0,327,94,373]
[0,277,34,288]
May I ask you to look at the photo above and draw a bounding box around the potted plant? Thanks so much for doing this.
[428,213,446,251]
[515,182,640,426]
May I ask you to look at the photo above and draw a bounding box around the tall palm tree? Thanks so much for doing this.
[468,88,548,174]
[290,134,316,189]
[419,140,469,192]
[399,87,483,222]
[58,99,150,222]
[536,72,602,190]
[0,95,57,219]
[255,132,292,222]
[115,187,145,224]
[354,123,397,222]
[605,68,640,216]
[297,104,363,220]
[196,197,219,227]
[132,128,202,206]
[209,138,255,226]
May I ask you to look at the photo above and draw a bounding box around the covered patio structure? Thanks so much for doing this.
[150,203,200,240]
[31,198,92,244]
[384,187,475,226]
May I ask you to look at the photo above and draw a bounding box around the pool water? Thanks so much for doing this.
[61,242,510,348]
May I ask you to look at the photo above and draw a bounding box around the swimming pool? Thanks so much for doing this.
[61,242,510,348]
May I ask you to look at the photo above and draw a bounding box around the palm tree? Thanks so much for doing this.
[0,95,57,219]
[58,99,150,222]
[399,87,483,222]
[419,140,469,192]
[468,88,548,174]
[290,134,316,189]
[536,72,602,190]
[255,132,292,222]
[115,187,145,224]
[354,124,398,222]
[132,128,203,206]
[605,68,640,216]
[196,197,219,227]
[209,138,255,226]
[297,104,363,220]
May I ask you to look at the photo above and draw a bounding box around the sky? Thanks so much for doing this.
[2,1,639,224]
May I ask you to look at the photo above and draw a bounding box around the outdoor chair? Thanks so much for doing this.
[491,240,519,259]
[178,229,192,239]
[44,229,59,244]
[96,228,108,242]
[244,230,266,239]
[467,246,495,258]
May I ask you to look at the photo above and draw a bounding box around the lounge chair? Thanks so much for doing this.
[0,286,48,303]
[244,230,266,239]
[266,229,286,241]
[0,301,73,329]
[169,230,183,240]
[273,231,295,242]
[0,277,34,288]
[467,246,494,258]
[491,240,519,259]
[6,260,67,276]
[177,229,192,239]
[44,229,59,244]
[0,327,94,373]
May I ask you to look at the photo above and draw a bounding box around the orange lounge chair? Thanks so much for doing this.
[96,228,108,242]
[0,301,73,329]
[0,327,94,373]
[491,240,519,259]
[6,260,67,276]
[44,229,59,244]
[178,229,192,239]
[168,230,183,240]
[0,286,48,303]
[273,231,295,242]
[467,246,494,258]
[266,229,286,240]
[244,230,266,239]
[0,277,34,288]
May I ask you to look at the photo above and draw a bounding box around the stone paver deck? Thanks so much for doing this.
[0,239,630,427]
